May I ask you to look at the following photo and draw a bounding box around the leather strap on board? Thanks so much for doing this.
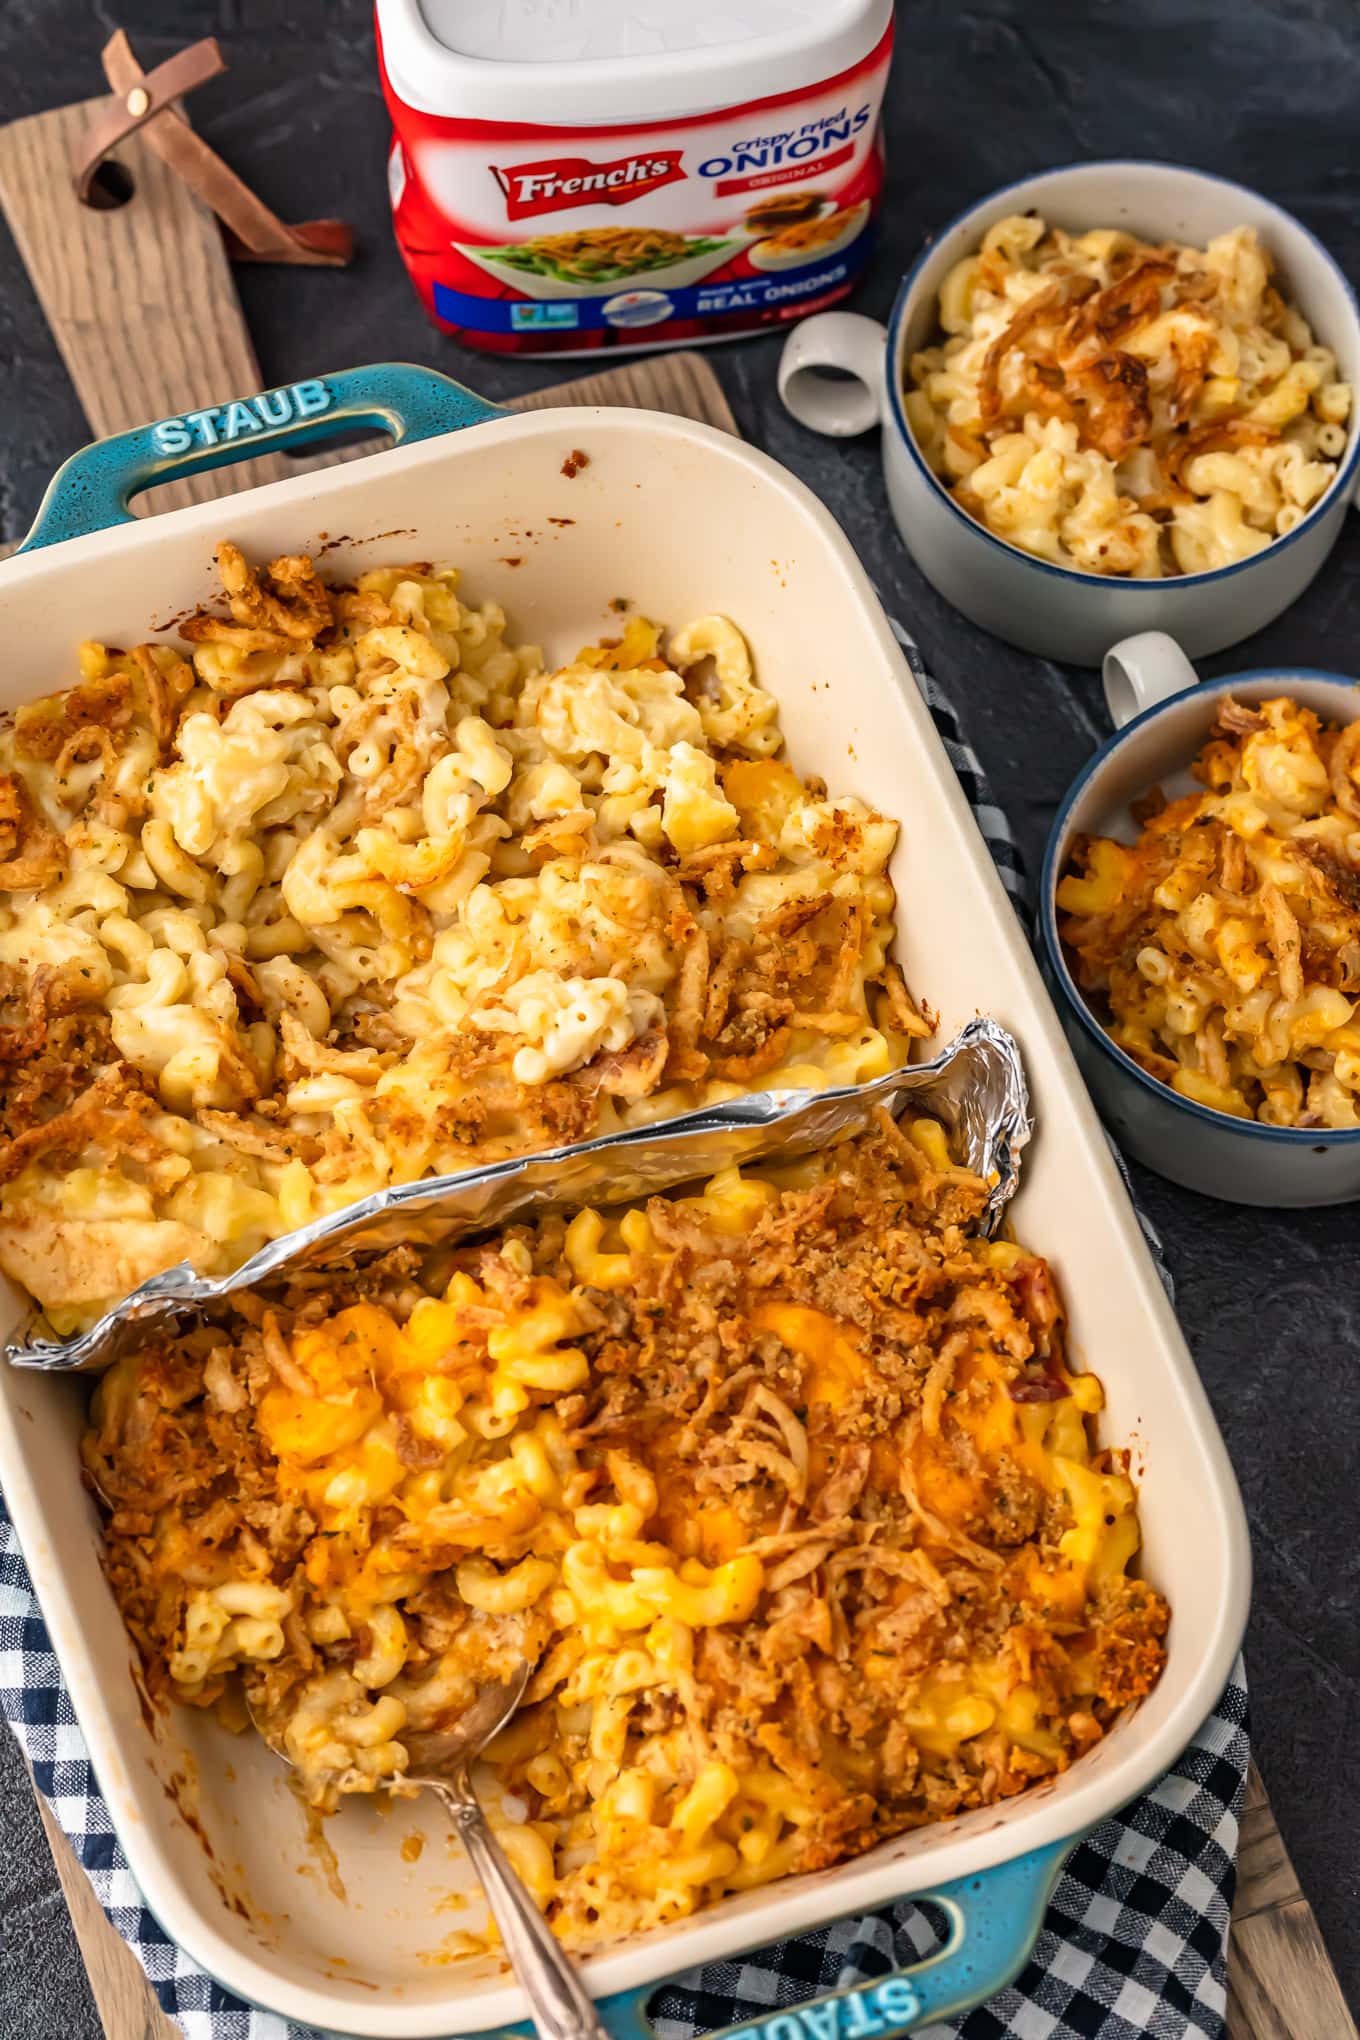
[74,30,354,266]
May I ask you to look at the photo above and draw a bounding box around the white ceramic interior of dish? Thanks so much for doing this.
[0,408,1250,2037]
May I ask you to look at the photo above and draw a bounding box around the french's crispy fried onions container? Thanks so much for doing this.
[375,0,893,355]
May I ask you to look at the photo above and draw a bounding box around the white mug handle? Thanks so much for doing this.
[1102,631,1200,728]
[777,313,888,437]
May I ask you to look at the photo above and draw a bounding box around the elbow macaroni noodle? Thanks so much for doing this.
[905,217,1352,577]
[87,1117,1167,1952]
[0,547,916,1331]
[1059,695,1360,1126]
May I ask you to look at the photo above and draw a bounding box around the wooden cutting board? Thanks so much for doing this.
[0,90,1349,2040]
[0,82,739,534]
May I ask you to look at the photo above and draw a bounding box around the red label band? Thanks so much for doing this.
[492,150,687,221]
[713,142,856,198]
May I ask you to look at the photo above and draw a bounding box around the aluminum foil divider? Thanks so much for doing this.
[8,1018,1030,1373]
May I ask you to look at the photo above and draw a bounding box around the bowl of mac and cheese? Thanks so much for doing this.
[778,161,1360,664]
[1042,642,1360,1204]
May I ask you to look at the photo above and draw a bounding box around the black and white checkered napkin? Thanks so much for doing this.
[0,620,1248,2040]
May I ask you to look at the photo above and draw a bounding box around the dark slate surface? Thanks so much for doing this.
[1,1,1358,2030]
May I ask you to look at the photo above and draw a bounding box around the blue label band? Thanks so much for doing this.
[151,378,335,456]
[434,243,872,335]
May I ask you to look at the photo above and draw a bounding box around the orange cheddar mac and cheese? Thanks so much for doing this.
[1059,695,1360,1126]
[87,1113,1168,1951]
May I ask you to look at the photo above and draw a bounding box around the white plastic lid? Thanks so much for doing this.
[379,0,892,126]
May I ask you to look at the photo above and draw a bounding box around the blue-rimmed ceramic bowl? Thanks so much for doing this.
[1040,628,1360,1205]
[776,160,1360,666]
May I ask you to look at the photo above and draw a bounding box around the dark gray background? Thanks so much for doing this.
[1,2,1357,2032]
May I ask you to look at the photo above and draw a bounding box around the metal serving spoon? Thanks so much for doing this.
[257,1664,610,2040]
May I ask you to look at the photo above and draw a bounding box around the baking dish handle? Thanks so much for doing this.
[589,1840,1072,2040]
[16,363,507,554]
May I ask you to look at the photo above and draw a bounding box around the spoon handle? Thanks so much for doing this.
[423,1774,612,2040]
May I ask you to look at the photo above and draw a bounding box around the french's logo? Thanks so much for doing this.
[492,150,686,221]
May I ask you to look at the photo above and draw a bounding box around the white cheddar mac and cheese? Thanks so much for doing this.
[905,216,1352,577]
[1059,695,1360,1125]
[87,1116,1168,1950]
[0,548,918,1331]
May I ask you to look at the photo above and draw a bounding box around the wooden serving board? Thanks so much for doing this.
[0,87,1348,2040]
[0,84,739,540]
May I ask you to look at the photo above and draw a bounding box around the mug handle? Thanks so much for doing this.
[588,1840,1072,2040]
[778,313,888,438]
[16,363,507,554]
[1102,631,1200,728]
